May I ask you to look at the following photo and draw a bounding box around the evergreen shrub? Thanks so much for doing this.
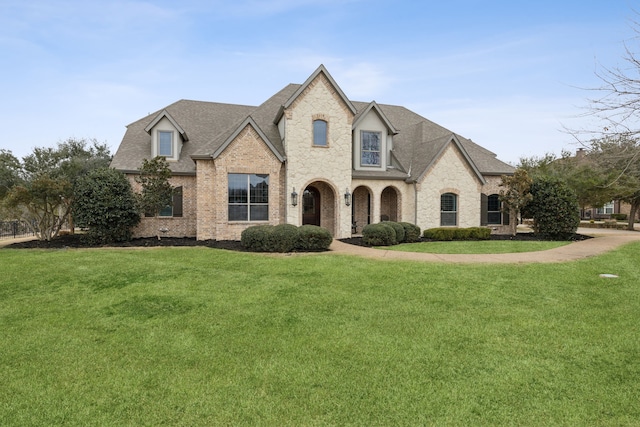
[240,225,274,252]
[423,227,491,241]
[362,223,397,246]
[383,221,405,243]
[296,225,333,251]
[399,222,422,243]
[73,168,140,244]
[271,224,300,252]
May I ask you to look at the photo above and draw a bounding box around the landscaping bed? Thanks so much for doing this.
[4,234,248,251]
[340,232,592,247]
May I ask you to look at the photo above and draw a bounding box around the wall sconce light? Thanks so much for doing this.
[291,188,298,206]
[344,187,351,206]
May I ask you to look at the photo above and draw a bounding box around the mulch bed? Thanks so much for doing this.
[4,234,248,251]
[339,233,592,247]
[4,232,592,250]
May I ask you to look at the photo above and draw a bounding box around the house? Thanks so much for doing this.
[111,65,515,240]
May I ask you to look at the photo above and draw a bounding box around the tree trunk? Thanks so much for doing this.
[627,200,639,231]
[509,208,518,236]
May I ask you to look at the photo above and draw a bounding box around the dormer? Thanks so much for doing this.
[144,110,188,161]
[352,101,398,171]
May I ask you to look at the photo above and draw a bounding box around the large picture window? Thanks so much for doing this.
[361,131,381,166]
[158,131,173,157]
[440,193,457,226]
[228,174,269,221]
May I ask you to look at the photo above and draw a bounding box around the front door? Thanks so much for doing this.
[302,186,320,226]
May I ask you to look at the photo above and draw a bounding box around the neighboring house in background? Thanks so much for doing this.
[570,149,634,221]
[111,65,515,240]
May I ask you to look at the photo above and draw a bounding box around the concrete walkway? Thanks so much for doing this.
[328,227,640,264]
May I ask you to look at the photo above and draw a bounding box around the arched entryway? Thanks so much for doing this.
[302,186,321,226]
[302,181,336,235]
[380,186,400,222]
[352,186,372,234]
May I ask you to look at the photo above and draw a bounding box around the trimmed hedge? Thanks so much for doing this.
[423,227,491,241]
[240,224,332,252]
[399,222,421,243]
[362,223,397,246]
[240,225,275,252]
[271,224,300,253]
[297,225,333,251]
[383,221,405,243]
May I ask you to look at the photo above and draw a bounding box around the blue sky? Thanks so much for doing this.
[0,0,635,164]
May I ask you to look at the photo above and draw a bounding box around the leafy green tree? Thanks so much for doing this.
[0,138,111,240]
[499,169,533,236]
[0,150,21,201]
[519,151,614,219]
[527,176,580,240]
[135,157,173,239]
[74,168,140,243]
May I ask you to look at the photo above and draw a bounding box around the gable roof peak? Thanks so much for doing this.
[353,100,398,135]
[143,109,189,141]
[210,115,285,163]
[282,64,357,115]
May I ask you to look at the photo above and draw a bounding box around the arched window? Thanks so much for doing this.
[440,193,457,226]
[313,120,327,146]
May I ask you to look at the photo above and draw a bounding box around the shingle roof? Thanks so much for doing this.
[351,101,515,181]
[111,76,515,179]
[111,100,255,174]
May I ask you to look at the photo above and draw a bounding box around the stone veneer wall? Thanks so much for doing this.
[351,180,414,232]
[416,145,482,230]
[129,174,197,238]
[196,124,285,241]
[283,73,354,238]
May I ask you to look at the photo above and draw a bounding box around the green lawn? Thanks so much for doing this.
[383,240,570,254]
[1,244,639,426]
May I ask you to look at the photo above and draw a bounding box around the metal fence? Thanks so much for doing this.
[0,220,36,240]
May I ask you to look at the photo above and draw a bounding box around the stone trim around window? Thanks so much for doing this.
[312,114,329,147]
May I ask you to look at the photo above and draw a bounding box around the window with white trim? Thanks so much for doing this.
[596,201,614,215]
[158,130,173,157]
[228,174,269,221]
[440,193,457,226]
[361,131,381,166]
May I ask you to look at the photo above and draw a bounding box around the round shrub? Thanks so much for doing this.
[362,223,397,246]
[73,167,140,244]
[399,222,421,243]
[296,225,333,251]
[527,176,580,240]
[383,221,405,243]
[241,225,274,252]
[271,224,300,252]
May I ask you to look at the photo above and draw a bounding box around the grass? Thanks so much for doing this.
[1,244,640,425]
[381,240,570,254]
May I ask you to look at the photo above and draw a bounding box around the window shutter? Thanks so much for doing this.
[173,186,183,217]
[481,193,488,226]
